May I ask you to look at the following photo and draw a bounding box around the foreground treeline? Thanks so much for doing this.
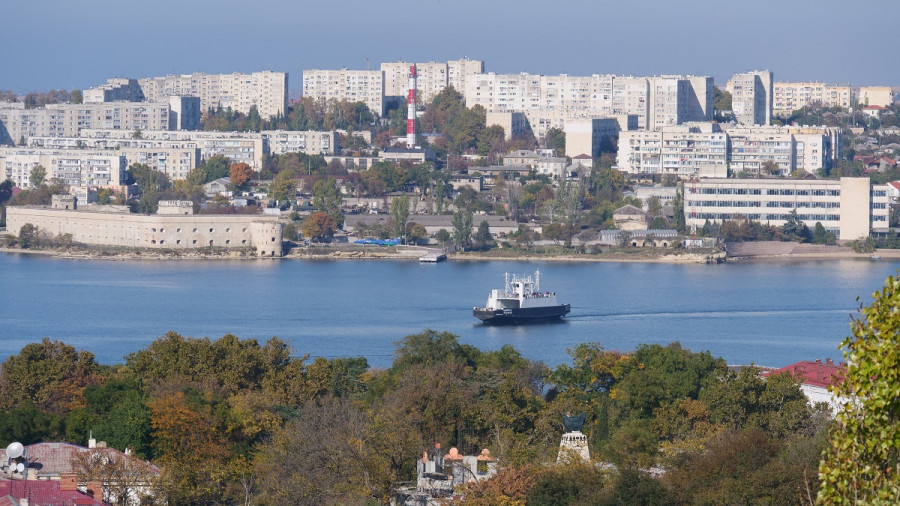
[0,331,830,505]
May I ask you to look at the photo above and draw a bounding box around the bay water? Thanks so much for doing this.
[1,253,897,368]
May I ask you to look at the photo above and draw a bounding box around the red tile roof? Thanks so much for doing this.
[0,479,105,505]
[889,181,900,191]
[763,360,845,389]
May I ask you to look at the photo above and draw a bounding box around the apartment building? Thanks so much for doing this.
[448,58,485,95]
[27,136,200,181]
[858,86,895,108]
[302,69,384,116]
[382,61,449,102]
[726,70,773,126]
[683,177,889,240]
[262,130,339,156]
[137,71,288,119]
[83,78,145,103]
[80,129,265,170]
[0,102,181,145]
[772,82,851,115]
[564,118,620,158]
[617,123,728,177]
[465,73,711,132]
[0,147,127,188]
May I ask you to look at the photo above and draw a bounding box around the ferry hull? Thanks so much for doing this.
[474,304,571,324]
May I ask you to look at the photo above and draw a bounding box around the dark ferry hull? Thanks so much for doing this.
[474,304,571,324]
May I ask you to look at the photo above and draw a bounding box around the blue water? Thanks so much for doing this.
[1,253,897,368]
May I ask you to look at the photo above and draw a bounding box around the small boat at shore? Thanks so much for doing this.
[473,270,570,324]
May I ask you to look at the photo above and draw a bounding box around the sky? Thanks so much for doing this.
[2,0,896,93]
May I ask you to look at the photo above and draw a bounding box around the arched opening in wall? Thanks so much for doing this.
[209,240,213,246]
[662,242,668,247]
[631,241,638,247]
[271,251,275,257]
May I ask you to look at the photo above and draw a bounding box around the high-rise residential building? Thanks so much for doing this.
[858,86,895,108]
[564,118,620,158]
[137,71,288,119]
[617,123,728,177]
[466,73,711,132]
[262,130,339,156]
[80,129,266,170]
[0,102,180,145]
[448,58,485,95]
[382,61,450,103]
[772,82,851,115]
[0,147,127,188]
[83,78,145,103]
[726,70,773,126]
[683,177,888,240]
[27,136,201,181]
[301,69,384,116]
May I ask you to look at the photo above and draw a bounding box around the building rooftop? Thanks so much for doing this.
[762,359,845,389]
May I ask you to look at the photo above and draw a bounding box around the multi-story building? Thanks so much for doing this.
[83,78,145,103]
[726,70,773,126]
[0,147,127,188]
[80,129,265,170]
[683,177,889,240]
[724,125,838,176]
[167,96,201,131]
[617,123,728,177]
[301,69,384,116]
[27,136,200,181]
[447,58,485,95]
[382,61,449,103]
[137,71,288,120]
[564,118,620,158]
[0,101,188,145]
[858,86,895,108]
[772,82,851,115]
[465,73,711,132]
[262,130,339,156]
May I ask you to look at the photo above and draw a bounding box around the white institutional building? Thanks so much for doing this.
[727,70,773,126]
[683,177,889,241]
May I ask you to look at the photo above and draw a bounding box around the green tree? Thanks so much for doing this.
[543,127,566,156]
[819,274,900,503]
[127,163,171,195]
[451,209,473,250]
[434,228,450,249]
[390,194,410,241]
[29,164,47,188]
[472,220,493,251]
[268,170,298,202]
[312,177,343,227]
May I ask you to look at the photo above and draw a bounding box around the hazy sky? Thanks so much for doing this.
[2,0,896,93]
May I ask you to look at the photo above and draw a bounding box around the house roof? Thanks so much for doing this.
[0,479,105,505]
[8,442,160,478]
[888,181,900,191]
[572,154,593,160]
[613,204,646,216]
[762,360,845,389]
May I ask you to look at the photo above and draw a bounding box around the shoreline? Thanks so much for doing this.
[3,244,899,263]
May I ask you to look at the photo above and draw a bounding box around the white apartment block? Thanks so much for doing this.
[683,177,889,241]
[0,147,127,188]
[83,78,145,103]
[858,86,895,108]
[27,136,201,181]
[465,73,712,132]
[772,82,851,115]
[726,70,773,126]
[448,58,485,95]
[302,69,384,116]
[382,61,450,103]
[138,71,288,119]
[262,130,339,156]
[80,129,265,170]
[723,125,838,176]
[485,112,532,140]
[617,123,728,177]
[0,102,183,145]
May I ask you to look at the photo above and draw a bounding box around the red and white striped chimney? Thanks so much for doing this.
[407,64,417,149]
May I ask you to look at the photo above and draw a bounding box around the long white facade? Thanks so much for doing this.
[772,82,851,115]
[0,147,127,188]
[684,177,888,240]
[302,69,384,116]
[137,71,288,119]
[617,124,728,177]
